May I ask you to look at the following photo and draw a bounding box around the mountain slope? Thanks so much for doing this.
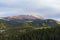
[0,18,59,29]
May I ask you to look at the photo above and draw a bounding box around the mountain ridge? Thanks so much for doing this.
[5,14,44,20]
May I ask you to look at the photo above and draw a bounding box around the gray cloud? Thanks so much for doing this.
[0,0,60,21]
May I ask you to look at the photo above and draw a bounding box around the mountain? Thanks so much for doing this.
[0,14,59,29]
[0,15,60,40]
[5,14,44,20]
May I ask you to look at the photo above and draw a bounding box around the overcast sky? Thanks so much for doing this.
[0,0,60,21]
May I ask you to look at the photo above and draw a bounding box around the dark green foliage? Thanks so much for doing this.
[0,26,60,40]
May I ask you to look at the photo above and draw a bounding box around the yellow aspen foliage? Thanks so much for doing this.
[0,23,6,29]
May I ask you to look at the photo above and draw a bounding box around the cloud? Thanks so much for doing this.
[0,0,60,20]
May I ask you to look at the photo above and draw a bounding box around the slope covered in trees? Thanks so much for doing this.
[0,19,60,40]
[0,26,60,40]
[0,19,59,29]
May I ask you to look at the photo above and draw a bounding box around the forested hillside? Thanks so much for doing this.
[0,19,59,29]
[0,26,60,40]
[0,18,60,40]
